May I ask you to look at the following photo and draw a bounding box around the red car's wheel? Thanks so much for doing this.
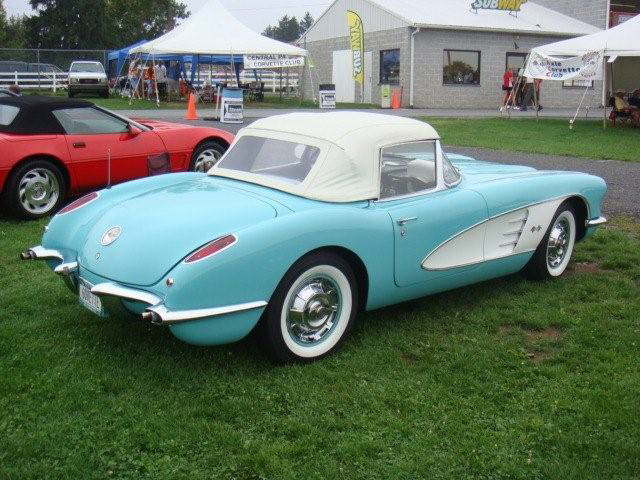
[3,159,66,220]
[189,140,227,173]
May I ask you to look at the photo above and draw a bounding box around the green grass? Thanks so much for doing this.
[424,117,640,162]
[1,217,639,479]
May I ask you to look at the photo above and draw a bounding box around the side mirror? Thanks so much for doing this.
[127,124,141,136]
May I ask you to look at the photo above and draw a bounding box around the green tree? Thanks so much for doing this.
[0,0,27,48]
[263,13,312,43]
[25,0,187,49]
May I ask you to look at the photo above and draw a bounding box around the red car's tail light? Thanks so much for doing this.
[58,191,99,215]
[185,234,237,263]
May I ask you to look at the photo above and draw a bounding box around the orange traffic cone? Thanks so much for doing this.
[391,89,401,110]
[185,93,199,120]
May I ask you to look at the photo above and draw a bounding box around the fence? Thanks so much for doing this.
[187,69,299,92]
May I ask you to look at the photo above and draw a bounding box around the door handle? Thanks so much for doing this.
[73,142,86,148]
[397,217,418,226]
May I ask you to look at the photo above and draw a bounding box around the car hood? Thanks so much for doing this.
[80,177,277,286]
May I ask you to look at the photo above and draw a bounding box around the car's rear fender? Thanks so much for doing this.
[157,205,395,318]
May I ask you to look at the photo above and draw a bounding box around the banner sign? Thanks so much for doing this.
[346,10,364,85]
[243,55,305,69]
[470,0,528,11]
[523,50,603,81]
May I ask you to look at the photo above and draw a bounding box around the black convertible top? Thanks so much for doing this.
[0,96,94,135]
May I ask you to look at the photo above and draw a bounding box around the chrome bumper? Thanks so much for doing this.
[586,217,607,227]
[21,246,268,327]
[21,246,78,291]
[91,282,266,327]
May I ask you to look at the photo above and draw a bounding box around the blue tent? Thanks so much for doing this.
[108,41,244,80]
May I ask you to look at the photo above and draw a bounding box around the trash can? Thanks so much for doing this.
[319,83,336,109]
[380,84,391,109]
[220,87,244,124]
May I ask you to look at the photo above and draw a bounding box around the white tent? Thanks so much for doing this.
[131,0,307,57]
[531,14,640,57]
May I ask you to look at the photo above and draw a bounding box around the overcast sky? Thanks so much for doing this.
[4,0,330,32]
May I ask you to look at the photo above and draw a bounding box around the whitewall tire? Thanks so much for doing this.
[260,252,358,363]
[523,203,577,280]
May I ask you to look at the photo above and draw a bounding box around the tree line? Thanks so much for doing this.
[0,1,314,51]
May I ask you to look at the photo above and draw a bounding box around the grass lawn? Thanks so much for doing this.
[425,117,640,163]
[1,217,639,479]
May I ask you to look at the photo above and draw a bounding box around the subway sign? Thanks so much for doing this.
[471,0,528,11]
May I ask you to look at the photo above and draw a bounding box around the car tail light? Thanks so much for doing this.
[58,191,99,215]
[185,235,237,264]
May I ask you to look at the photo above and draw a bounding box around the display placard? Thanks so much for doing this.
[220,88,244,124]
[243,55,305,69]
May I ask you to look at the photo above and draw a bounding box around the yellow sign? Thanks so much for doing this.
[346,10,364,85]
[470,0,528,11]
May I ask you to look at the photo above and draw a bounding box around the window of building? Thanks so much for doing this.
[443,50,481,85]
[563,79,594,88]
[506,52,528,74]
[380,141,437,199]
[380,49,400,85]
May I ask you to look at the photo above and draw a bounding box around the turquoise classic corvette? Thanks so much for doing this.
[22,112,607,362]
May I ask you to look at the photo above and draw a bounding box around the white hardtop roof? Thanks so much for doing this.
[532,14,640,56]
[131,0,307,57]
[211,112,440,203]
[303,0,599,38]
[246,111,439,146]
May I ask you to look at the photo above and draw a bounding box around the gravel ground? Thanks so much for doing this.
[446,146,639,219]
[172,117,638,220]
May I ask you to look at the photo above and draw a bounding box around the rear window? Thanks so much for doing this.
[216,136,321,185]
[0,105,19,125]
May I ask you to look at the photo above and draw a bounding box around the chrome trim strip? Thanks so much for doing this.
[423,249,536,271]
[20,246,63,262]
[145,301,268,326]
[91,283,162,306]
[586,216,607,227]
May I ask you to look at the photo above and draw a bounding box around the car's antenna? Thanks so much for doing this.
[107,148,112,189]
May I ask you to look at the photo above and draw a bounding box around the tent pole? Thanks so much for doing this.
[153,54,160,108]
[533,79,539,123]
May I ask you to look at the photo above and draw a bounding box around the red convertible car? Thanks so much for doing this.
[0,96,234,219]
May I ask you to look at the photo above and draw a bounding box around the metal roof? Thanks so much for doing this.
[302,0,600,39]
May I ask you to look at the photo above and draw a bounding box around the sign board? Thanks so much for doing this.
[524,50,603,82]
[243,55,305,69]
[380,84,391,108]
[346,10,364,85]
[470,0,528,11]
[319,84,336,109]
[220,88,244,124]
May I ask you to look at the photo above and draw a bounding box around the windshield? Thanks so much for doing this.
[214,136,321,185]
[70,62,104,73]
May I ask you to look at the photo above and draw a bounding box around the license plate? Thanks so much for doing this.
[79,280,105,317]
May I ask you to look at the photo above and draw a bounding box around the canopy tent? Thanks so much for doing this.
[530,14,640,57]
[108,41,243,78]
[130,0,307,57]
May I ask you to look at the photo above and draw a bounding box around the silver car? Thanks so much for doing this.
[68,61,109,98]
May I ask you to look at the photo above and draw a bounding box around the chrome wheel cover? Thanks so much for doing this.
[193,148,222,172]
[547,216,571,270]
[286,276,341,346]
[18,168,60,215]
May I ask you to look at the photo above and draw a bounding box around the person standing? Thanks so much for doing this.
[500,68,514,112]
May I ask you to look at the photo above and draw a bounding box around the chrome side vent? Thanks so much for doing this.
[498,211,529,252]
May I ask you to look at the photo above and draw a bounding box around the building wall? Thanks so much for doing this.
[412,28,602,109]
[302,27,603,109]
[302,0,408,43]
[301,27,411,105]
[533,0,608,27]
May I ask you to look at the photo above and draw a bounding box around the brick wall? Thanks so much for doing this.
[302,27,603,109]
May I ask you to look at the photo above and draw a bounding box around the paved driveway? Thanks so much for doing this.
[143,114,636,219]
